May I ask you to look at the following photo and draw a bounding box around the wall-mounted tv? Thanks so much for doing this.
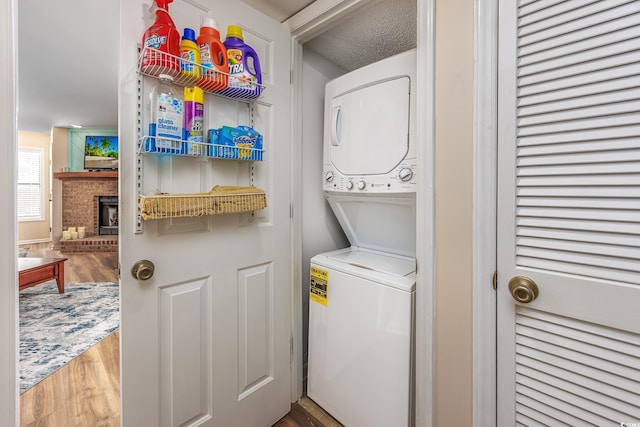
[84,135,118,170]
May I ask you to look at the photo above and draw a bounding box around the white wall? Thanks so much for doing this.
[300,47,348,371]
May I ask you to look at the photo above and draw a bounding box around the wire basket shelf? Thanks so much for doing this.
[138,47,265,101]
[139,187,267,220]
[139,136,264,161]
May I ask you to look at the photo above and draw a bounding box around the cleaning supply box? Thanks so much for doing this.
[208,126,263,161]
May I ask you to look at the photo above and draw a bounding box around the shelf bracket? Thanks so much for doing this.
[135,67,144,234]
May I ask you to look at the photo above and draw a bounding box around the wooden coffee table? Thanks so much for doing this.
[18,257,68,293]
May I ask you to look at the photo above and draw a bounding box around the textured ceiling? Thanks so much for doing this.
[303,0,417,71]
[241,0,316,22]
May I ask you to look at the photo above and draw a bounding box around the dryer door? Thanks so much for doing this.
[328,76,410,176]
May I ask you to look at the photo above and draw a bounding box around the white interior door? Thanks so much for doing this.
[497,1,640,425]
[119,1,292,425]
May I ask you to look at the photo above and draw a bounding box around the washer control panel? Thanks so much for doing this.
[323,162,417,192]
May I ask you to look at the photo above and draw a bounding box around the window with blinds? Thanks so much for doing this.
[17,147,44,221]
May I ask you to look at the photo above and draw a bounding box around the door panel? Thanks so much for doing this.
[497,0,640,425]
[119,0,291,425]
[237,262,274,400]
[159,278,213,426]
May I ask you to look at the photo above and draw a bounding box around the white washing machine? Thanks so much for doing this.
[308,49,417,427]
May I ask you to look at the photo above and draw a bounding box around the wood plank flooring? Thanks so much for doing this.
[19,243,120,427]
[18,243,339,427]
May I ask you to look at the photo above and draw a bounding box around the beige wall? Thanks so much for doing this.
[17,131,51,243]
[434,0,475,425]
[51,127,69,248]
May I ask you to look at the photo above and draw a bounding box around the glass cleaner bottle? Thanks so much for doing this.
[148,74,184,154]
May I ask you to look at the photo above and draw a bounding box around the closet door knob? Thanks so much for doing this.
[508,276,539,304]
[131,259,155,281]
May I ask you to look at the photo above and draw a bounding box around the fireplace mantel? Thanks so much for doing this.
[54,171,118,180]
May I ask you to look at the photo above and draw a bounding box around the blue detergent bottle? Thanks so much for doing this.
[222,25,262,99]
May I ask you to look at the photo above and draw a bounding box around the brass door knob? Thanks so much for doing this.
[131,259,154,281]
[508,276,539,304]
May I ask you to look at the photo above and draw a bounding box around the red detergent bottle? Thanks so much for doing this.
[197,16,229,91]
[222,25,262,99]
[141,0,181,77]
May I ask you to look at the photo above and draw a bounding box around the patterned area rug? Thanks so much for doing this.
[19,281,119,394]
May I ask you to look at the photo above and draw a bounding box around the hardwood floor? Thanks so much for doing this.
[19,243,119,427]
[18,243,338,426]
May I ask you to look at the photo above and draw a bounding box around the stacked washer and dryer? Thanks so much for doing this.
[307,49,417,427]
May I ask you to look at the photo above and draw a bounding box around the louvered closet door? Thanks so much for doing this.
[497,1,640,425]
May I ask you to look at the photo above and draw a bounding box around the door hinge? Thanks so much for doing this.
[493,270,497,290]
[290,69,293,85]
[290,336,294,368]
[115,265,121,279]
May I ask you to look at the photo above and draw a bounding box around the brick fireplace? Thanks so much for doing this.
[53,171,118,253]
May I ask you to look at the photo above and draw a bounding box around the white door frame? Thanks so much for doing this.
[0,0,19,425]
[287,1,436,426]
[472,0,498,426]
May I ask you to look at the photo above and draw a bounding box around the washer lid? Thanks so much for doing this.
[328,76,410,176]
[326,193,416,257]
[328,249,416,277]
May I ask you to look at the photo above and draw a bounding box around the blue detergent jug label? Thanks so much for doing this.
[181,49,197,73]
[151,94,183,152]
[227,48,257,89]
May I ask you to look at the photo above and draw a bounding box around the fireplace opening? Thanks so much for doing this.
[97,196,119,235]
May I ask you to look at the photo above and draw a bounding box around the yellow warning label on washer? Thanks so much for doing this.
[310,267,328,306]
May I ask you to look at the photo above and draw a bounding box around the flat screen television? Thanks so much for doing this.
[84,135,118,170]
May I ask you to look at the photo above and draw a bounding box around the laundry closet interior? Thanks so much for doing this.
[294,0,418,425]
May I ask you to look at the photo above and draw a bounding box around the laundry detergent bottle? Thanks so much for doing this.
[179,28,201,82]
[196,16,229,91]
[141,0,181,77]
[223,25,262,99]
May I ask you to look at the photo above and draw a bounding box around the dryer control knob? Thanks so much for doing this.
[399,167,413,182]
[357,180,366,190]
[324,171,334,182]
[346,181,354,190]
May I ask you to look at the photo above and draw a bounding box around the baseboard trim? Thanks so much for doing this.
[18,238,51,245]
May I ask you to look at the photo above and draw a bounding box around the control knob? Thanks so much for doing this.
[324,171,334,182]
[399,167,413,182]
[357,180,366,190]
[346,181,354,190]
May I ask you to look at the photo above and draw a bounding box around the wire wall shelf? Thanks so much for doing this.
[139,186,267,220]
[138,47,265,101]
[139,136,264,161]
